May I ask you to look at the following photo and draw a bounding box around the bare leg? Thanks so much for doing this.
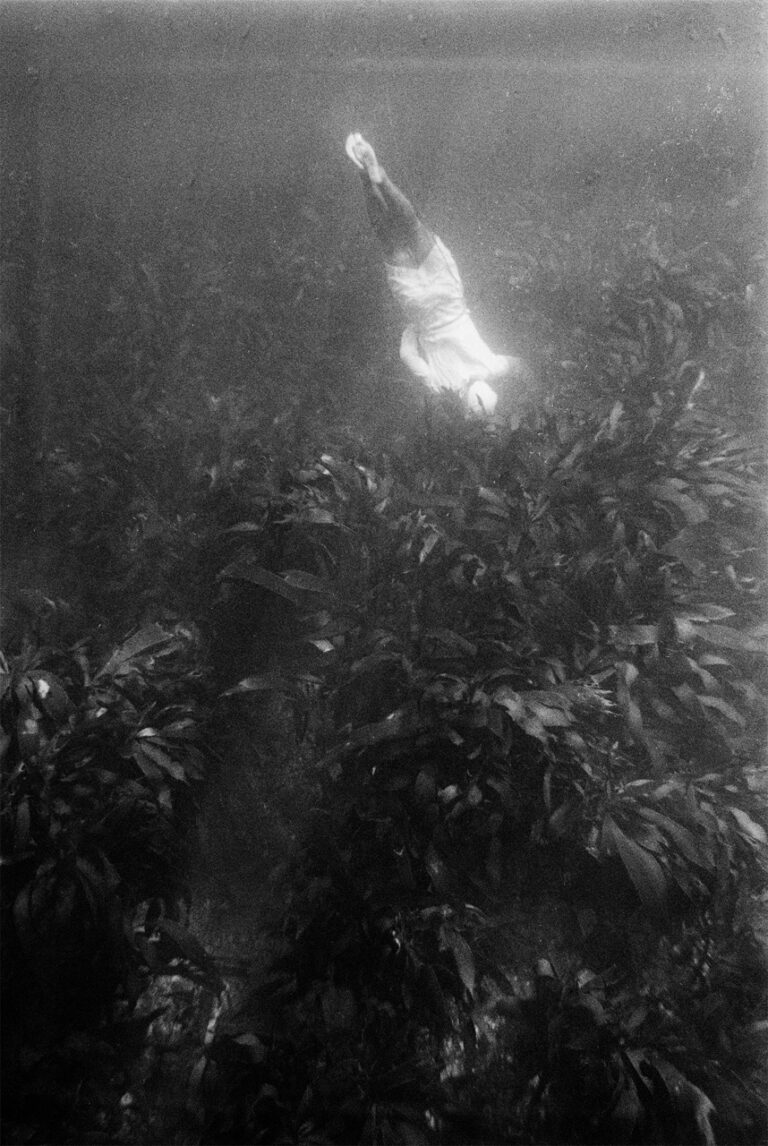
[346,134,435,266]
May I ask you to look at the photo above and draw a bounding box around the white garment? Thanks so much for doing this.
[385,238,508,410]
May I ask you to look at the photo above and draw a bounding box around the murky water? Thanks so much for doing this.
[2,1,764,426]
[1,8,766,1142]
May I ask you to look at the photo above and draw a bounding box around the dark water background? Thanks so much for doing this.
[1,0,766,596]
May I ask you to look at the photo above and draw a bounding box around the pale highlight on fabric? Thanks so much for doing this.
[386,238,508,398]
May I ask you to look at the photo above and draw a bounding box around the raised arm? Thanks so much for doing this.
[346,133,435,266]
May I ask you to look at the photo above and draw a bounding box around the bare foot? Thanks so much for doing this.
[345,132,364,168]
[467,379,498,416]
[345,132,382,181]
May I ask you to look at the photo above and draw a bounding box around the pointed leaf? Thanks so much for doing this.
[217,562,305,604]
[648,482,708,525]
[525,699,572,727]
[281,569,335,595]
[684,657,719,692]
[425,844,451,896]
[419,531,441,564]
[288,507,339,526]
[425,629,477,657]
[662,530,708,576]
[728,807,767,844]
[677,604,736,623]
[134,749,163,781]
[690,624,766,655]
[604,816,668,914]
[697,695,746,727]
[320,709,426,768]
[139,741,187,782]
[97,625,173,678]
[225,521,264,534]
[636,807,709,868]
[222,673,287,697]
[477,486,507,508]
[440,925,476,998]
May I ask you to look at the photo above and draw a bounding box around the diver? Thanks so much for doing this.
[345,132,525,415]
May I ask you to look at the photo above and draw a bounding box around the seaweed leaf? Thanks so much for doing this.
[440,924,476,998]
[97,624,173,678]
[603,815,668,915]
[728,807,767,845]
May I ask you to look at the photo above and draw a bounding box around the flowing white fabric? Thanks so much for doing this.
[385,238,508,408]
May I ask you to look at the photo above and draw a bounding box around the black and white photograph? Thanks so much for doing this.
[1,1,766,1142]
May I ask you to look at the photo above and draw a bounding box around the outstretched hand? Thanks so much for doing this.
[345,133,383,182]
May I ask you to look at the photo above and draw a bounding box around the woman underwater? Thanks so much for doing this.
[346,132,526,415]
